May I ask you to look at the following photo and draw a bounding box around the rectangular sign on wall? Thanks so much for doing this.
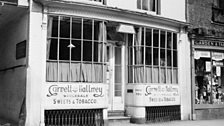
[126,84,180,106]
[44,83,108,109]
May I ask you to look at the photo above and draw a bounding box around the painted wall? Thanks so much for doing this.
[25,2,45,126]
[54,0,186,22]
[107,0,186,22]
[0,8,28,124]
[178,30,192,120]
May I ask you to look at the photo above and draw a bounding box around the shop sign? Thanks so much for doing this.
[212,52,224,61]
[194,51,210,59]
[194,40,224,47]
[144,85,180,106]
[128,84,180,106]
[44,83,107,109]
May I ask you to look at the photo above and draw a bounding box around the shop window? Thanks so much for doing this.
[195,51,224,104]
[128,27,178,84]
[137,0,161,14]
[212,0,224,24]
[47,15,106,83]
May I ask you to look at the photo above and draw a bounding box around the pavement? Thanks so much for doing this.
[108,119,224,126]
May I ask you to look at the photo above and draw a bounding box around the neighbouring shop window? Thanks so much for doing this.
[46,16,107,83]
[195,51,224,104]
[128,27,178,84]
[137,0,161,14]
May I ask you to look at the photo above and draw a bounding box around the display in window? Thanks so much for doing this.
[195,52,224,105]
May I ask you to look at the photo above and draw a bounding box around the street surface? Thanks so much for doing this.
[109,119,224,126]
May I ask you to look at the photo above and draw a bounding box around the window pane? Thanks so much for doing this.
[143,0,149,10]
[152,66,159,83]
[134,66,144,83]
[94,21,100,41]
[167,50,172,66]
[145,66,152,83]
[128,34,133,46]
[71,40,81,61]
[146,47,152,65]
[146,28,152,46]
[160,49,165,66]
[128,47,133,65]
[51,16,59,37]
[115,47,121,65]
[128,66,134,83]
[150,0,156,11]
[173,68,178,83]
[83,40,93,61]
[135,47,144,65]
[167,32,172,49]
[59,39,70,60]
[72,18,81,39]
[94,42,103,62]
[115,66,122,83]
[153,48,159,65]
[60,16,70,38]
[160,67,166,83]
[153,29,159,47]
[141,28,145,45]
[48,39,58,60]
[160,31,165,48]
[173,50,178,67]
[83,19,93,40]
[137,0,141,9]
[173,33,177,49]
[167,68,172,83]
[59,62,70,82]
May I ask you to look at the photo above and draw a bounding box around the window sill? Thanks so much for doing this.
[195,103,224,109]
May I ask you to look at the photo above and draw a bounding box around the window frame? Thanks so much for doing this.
[128,27,178,84]
[46,15,107,83]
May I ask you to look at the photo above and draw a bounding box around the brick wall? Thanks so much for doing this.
[187,0,224,38]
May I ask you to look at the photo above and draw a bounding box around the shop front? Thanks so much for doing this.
[25,1,190,126]
[192,38,224,120]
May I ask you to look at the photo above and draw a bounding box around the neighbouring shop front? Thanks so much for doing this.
[192,37,224,120]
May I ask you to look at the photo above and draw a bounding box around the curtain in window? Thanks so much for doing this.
[81,63,92,82]
[71,62,81,82]
[47,17,53,60]
[167,68,172,83]
[152,67,159,83]
[46,61,58,81]
[135,28,142,64]
[93,64,103,82]
[173,68,178,83]
[134,67,144,83]
[160,68,166,83]
[145,66,152,83]
[59,62,70,81]
[134,28,144,83]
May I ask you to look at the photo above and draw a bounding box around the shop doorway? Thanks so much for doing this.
[107,42,125,111]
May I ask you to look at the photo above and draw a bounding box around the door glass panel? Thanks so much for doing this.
[115,47,122,97]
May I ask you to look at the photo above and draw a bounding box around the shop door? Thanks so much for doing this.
[107,43,125,111]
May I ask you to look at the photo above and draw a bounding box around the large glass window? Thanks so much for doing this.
[195,51,224,104]
[128,27,178,84]
[46,16,106,83]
